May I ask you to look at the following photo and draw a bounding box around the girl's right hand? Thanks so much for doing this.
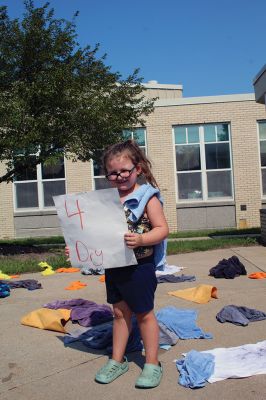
[65,246,70,261]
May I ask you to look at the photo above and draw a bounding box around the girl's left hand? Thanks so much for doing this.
[65,246,70,261]
[124,232,143,249]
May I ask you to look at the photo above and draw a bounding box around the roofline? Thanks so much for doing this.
[253,64,266,85]
[154,93,255,107]
[143,82,183,90]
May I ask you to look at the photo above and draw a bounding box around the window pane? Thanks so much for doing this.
[15,182,38,208]
[174,127,186,144]
[204,125,216,142]
[259,122,266,140]
[205,143,231,169]
[177,173,202,200]
[262,169,266,196]
[207,171,232,198]
[93,159,105,176]
[217,124,229,141]
[176,145,201,171]
[187,126,199,143]
[140,146,146,155]
[122,130,132,140]
[92,149,105,176]
[260,141,266,167]
[43,181,66,207]
[14,156,37,181]
[133,128,145,146]
[42,157,65,179]
[94,178,112,190]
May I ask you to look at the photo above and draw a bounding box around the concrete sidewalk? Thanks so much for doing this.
[1,245,266,400]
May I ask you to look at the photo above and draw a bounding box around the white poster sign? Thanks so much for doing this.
[53,188,137,270]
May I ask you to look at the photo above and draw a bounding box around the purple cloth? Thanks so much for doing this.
[43,298,95,310]
[0,279,42,290]
[43,298,113,327]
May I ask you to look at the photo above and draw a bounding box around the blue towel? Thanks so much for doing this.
[156,306,213,339]
[0,283,10,298]
[176,350,215,388]
[124,183,166,268]
[124,184,162,221]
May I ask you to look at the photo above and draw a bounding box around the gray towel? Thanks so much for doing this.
[216,305,266,326]
[157,274,196,283]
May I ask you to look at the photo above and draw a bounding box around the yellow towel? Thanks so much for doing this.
[21,308,71,333]
[38,261,55,276]
[168,284,218,304]
[0,270,11,279]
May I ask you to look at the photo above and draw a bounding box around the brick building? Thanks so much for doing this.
[253,64,266,244]
[0,81,266,239]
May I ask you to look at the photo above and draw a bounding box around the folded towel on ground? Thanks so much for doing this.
[21,308,71,333]
[168,284,218,304]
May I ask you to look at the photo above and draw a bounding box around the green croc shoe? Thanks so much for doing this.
[135,362,163,388]
[95,357,129,384]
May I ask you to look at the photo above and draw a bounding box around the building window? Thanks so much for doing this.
[13,155,66,209]
[259,121,266,197]
[93,128,147,189]
[174,123,233,201]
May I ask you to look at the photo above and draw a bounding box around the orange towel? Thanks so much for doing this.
[168,284,218,304]
[99,275,105,282]
[21,308,71,333]
[248,272,266,279]
[64,280,87,290]
[55,267,80,273]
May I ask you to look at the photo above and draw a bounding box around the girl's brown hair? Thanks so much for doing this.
[102,139,158,188]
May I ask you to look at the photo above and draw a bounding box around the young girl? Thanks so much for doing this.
[94,139,169,388]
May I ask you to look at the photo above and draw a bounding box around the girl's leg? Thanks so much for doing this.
[112,300,133,362]
[135,310,162,388]
[136,309,159,365]
[95,300,132,384]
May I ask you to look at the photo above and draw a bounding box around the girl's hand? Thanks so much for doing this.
[65,246,70,261]
[124,232,143,249]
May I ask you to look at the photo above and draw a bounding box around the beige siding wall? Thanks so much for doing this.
[0,162,15,239]
[65,158,93,193]
[260,209,266,244]
[144,88,183,100]
[145,114,177,232]
[1,95,266,238]
[144,99,266,231]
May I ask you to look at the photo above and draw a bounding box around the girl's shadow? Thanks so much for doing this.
[56,318,146,368]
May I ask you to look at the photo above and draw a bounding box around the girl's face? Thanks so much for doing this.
[106,154,141,194]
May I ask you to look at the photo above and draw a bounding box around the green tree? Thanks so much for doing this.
[0,1,155,183]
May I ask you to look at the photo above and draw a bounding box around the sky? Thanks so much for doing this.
[4,0,266,97]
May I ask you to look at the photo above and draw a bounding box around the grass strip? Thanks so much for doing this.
[167,237,258,255]
[0,236,65,246]
[168,227,261,239]
[0,254,70,275]
[0,237,259,275]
